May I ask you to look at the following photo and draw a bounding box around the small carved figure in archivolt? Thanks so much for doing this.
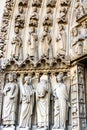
[75,2,85,20]
[39,26,52,58]
[11,35,23,60]
[56,25,66,56]
[57,7,68,23]
[32,0,42,7]
[27,27,38,60]
[43,8,53,26]
[46,0,56,7]
[29,7,39,27]
[18,0,28,13]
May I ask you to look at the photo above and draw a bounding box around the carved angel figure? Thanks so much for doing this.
[19,76,34,128]
[2,73,18,128]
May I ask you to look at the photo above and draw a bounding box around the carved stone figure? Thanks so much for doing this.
[71,27,79,46]
[43,8,53,26]
[15,14,25,34]
[57,7,68,23]
[56,73,70,129]
[81,20,87,53]
[46,0,56,7]
[18,0,28,13]
[56,25,66,56]
[53,89,60,129]
[60,0,70,6]
[11,35,23,60]
[2,73,18,128]
[39,26,52,58]
[83,0,87,14]
[71,27,84,56]
[29,7,38,27]
[27,27,38,60]
[36,75,50,129]
[19,76,34,128]
[32,0,42,7]
[75,2,85,20]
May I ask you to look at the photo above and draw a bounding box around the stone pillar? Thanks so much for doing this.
[71,64,86,130]
[0,72,5,125]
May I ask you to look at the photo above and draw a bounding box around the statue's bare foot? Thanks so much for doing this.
[44,126,48,130]
[11,125,15,128]
[5,125,9,128]
[38,126,43,129]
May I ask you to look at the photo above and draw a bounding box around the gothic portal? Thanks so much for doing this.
[0,0,87,130]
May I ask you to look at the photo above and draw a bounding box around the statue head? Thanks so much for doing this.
[72,27,78,37]
[44,26,48,32]
[56,73,63,83]
[81,21,87,28]
[8,73,14,82]
[24,76,31,85]
[40,75,48,83]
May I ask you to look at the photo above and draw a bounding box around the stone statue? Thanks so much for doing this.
[36,75,50,129]
[71,27,84,57]
[60,0,70,6]
[56,25,66,56]
[28,27,38,60]
[14,14,25,34]
[71,27,79,46]
[32,0,42,7]
[29,7,39,27]
[75,2,85,20]
[55,73,70,129]
[39,26,52,58]
[57,7,68,23]
[11,34,23,60]
[19,76,34,128]
[2,73,18,128]
[46,0,56,7]
[81,20,87,53]
[18,0,28,13]
[43,8,53,26]
[53,89,60,129]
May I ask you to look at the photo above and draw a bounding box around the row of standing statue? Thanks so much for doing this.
[2,73,70,130]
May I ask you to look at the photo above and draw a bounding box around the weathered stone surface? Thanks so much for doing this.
[0,0,87,130]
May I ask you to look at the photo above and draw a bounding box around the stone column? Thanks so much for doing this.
[0,72,5,125]
[71,64,86,130]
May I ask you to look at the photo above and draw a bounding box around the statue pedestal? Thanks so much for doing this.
[52,128,65,130]
[17,128,29,130]
[36,128,48,130]
[3,127,15,130]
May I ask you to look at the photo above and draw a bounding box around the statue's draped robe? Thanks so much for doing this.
[56,83,68,128]
[19,84,34,128]
[2,82,18,125]
[36,81,50,128]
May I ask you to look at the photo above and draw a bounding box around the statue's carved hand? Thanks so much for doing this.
[10,96,15,99]
[3,91,6,96]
